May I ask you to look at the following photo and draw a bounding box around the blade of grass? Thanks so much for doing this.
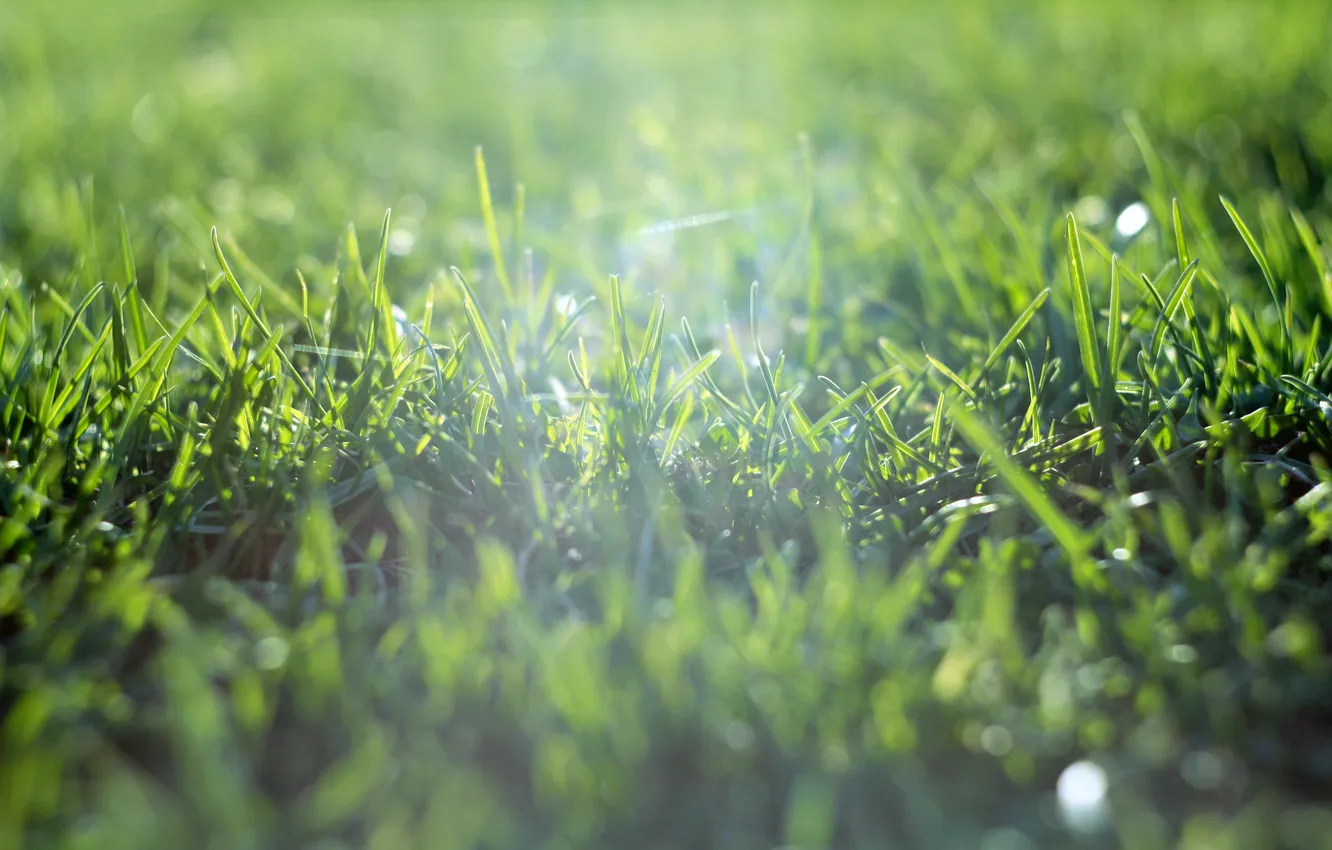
[653,349,720,424]
[475,146,513,302]
[948,399,1095,579]
[1221,195,1290,364]
[1065,213,1103,419]
[981,288,1049,374]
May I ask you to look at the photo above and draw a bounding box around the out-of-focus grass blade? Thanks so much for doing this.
[475,146,513,302]
[541,297,597,363]
[660,391,694,467]
[804,230,824,367]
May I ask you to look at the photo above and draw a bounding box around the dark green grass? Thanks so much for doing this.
[5,1,1332,848]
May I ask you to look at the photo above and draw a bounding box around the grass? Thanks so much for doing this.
[4,0,1332,847]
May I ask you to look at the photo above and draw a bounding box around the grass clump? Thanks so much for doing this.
[4,1,1332,848]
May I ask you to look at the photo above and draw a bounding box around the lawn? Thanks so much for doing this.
[4,0,1332,847]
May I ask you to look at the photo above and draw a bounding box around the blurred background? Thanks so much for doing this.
[5,0,1332,357]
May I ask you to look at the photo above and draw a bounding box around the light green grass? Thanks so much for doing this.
[4,1,1332,848]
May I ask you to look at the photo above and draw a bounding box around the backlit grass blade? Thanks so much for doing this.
[212,229,319,407]
[48,323,111,423]
[653,349,719,424]
[635,293,664,374]
[1172,198,1190,269]
[804,382,867,442]
[660,392,694,468]
[475,146,513,302]
[1065,213,1102,416]
[108,283,130,387]
[751,282,785,432]
[1102,254,1123,419]
[645,297,667,406]
[50,283,104,375]
[681,316,746,424]
[369,208,398,355]
[1016,339,1041,442]
[925,354,977,403]
[981,288,1049,374]
[1221,195,1290,362]
[608,274,636,400]
[540,297,596,363]
[948,399,1094,579]
[451,266,523,426]
[1291,208,1332,319]
[1149,259,1200,363]
[118,207,148,355]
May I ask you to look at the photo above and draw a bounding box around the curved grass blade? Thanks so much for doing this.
[541,297,597,362]
[1221,195,1290,360]
[211,228,319,406]
[804,381,868,441]
[659,391,694,468]
[981,288,1049,374]
[926,353,978,403]
[653,349,720,423]
[1149,259,1201,363]
[1065,214,1102,416]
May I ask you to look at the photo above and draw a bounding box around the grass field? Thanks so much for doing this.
[5,0,1332,847]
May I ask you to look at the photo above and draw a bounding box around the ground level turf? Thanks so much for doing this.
[4,1,1332,848]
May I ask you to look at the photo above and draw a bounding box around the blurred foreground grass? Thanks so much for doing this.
[4,1,1332,848]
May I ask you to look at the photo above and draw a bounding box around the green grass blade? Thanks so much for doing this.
[1065,213,1102,416]
[981,288,1049,374]
[370,208,398,355]
[1149,259,1201,363]
[1221,195,1290,361]
[212,228,319,407]
[654,349,720,423]
[1171,198,1190,268]
[659,391,694,468]
[475,146,513,302]
[118,207,148,356]
[1106,254,1123,385]
[925,354,978,403]
[948,399,1093,573]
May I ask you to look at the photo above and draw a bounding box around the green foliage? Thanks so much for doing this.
[4,0,1332,848]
